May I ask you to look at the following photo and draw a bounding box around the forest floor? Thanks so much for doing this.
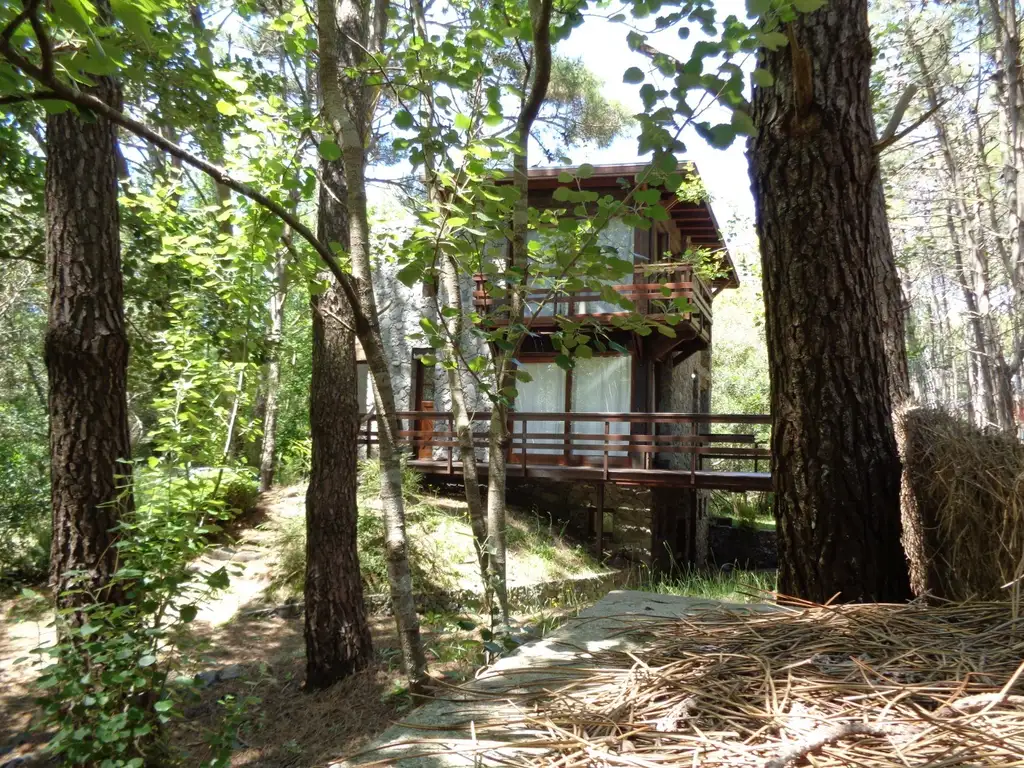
[0,485,607,767]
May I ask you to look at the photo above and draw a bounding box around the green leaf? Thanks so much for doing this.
[394,109,414,129]
[206,567,230,590]
[746,0,772,15]
[623,67,645,84]
[318,140,341,161]
[758,30,789,50]
[731,109,756,135]
[752,68,774,87]
[179,605,198,623]
[215,100,237,117]
[635,188,662,205]
[154,700,173,713]
[138,654,157,667]
[577,163,594,179]
[213,69,248,93]
[454,113,472,131]
[552,186,571,202]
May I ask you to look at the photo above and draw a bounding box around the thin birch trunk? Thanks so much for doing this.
[318,0,426,687]
[485,0,554,625]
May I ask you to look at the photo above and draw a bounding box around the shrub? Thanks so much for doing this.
[31,462,248,767]
[0,456,50,584]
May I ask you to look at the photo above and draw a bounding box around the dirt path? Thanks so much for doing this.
[1,484,596,766]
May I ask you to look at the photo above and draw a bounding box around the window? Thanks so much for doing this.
[515,361,567,454]
[578,220,634,315]
[514,354,632,458]
[572,356,631,456]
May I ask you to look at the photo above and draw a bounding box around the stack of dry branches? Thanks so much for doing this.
[441,601,1024,767]
[899,407,1024,601]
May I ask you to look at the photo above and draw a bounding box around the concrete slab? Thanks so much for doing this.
[339,590,780,767]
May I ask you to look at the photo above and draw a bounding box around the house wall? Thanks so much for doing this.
[369,218,716,566]
[654,347,713,565]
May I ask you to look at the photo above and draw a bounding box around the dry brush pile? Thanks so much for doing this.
[899,407,1024,601]
[440,600,1024,767]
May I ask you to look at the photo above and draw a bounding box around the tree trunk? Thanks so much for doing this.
[749,1,911,603]
[485,0,554,626]
[45,9,134,606]
[318,0,427,687]
[259,243,288,492]
[303,156,373,689]
[438,255,491,602]
[407,0,492,610]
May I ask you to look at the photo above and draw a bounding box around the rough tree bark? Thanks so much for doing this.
[45,0,134,606]
[748,3,912,602]
[318,0,426,685]
[303,156,373,689]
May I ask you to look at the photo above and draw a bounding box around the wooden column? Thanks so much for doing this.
[650,487,700,574]
[593,483,605,558]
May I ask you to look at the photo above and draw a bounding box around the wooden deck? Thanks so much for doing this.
[361,411,772,493]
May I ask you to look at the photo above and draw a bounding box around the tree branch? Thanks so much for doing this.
[875,102,943,153]
[518,0,554,133]
[0,90,59,106]
[879,83,920,144]
[0,5,373,340]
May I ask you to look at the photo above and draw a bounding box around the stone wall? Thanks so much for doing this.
[653,347,713,564]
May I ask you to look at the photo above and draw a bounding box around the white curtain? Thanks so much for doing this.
[514,362,567,454]
[572,356,631,456]
[578,220,634,315]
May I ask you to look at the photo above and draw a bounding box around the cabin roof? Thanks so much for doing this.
[523,162,738,290]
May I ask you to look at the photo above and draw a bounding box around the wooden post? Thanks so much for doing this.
[446,415,453,474]
[594,482,605,558]
[603,420,610,481]
[521,417,528,477]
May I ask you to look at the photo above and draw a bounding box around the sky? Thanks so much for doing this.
[364,0,761,263]
[555,0,758,250]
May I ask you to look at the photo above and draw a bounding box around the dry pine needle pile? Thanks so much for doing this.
[460,601,1024,767]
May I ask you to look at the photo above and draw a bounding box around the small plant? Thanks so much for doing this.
[631,565,776,603]
[204,694,259,768]
[30,462,246,767]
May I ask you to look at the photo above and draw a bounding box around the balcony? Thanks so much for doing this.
[360,410,771,492]
[472,262,713,341]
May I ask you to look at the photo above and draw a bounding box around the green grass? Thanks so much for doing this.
[630,566,777,603]
[710,490,776,531]
[267,464,603,600]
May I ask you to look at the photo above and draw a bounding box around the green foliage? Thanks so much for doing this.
[30,461,245,767]
[710,491,775,530]
[632,566,777,603]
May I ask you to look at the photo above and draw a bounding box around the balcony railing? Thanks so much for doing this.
[359,410,771,491]
[472,262,713,328]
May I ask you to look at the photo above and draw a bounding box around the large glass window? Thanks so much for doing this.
[572,356,631,456]
[513,355,632,459]
[515,361,567,454]
[578,220,635,315]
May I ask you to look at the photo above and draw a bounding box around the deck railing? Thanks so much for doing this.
[472,262,713,325]
[360,411,771,485]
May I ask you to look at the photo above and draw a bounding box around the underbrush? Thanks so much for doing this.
[631,565,777,603]
[0,443,50,585]
[709,490,775,530]
[267,464,603,600]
